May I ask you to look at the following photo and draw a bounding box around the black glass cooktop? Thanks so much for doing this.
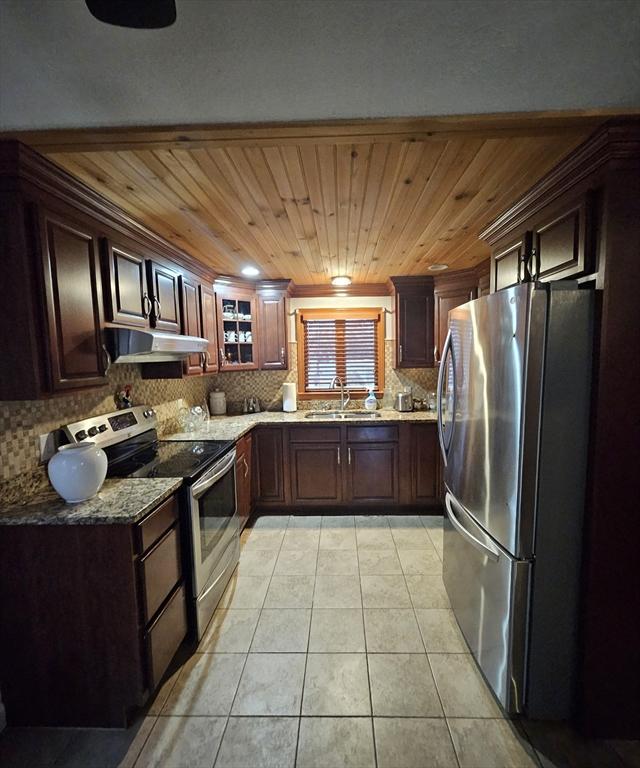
[106,434,233,482]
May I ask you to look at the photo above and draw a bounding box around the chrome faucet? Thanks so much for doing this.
[330,375,350,410]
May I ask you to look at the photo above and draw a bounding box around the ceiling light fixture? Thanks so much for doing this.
[428,264,449,272]
[331,276,352,287]
[241,266,260,277]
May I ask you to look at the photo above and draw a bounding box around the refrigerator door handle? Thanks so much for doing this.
[445,492,500,562]
[437,329,453,464]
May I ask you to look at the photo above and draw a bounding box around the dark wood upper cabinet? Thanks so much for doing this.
[391,276,434,368]
[216,287,259,370]
[491,233,530,292]
[433,276,477,365]
[530,193,594,282]
[40,210,108,392]
[258,291,288,370]
[179,274,204,375]
[102,240,150,329]
[200,284,219,374]
[147,261,181,334]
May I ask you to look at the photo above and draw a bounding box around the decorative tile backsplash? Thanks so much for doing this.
[0,340,436,500]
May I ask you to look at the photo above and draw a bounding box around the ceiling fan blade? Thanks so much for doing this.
[85,0,177,29]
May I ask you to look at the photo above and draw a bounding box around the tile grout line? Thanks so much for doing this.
[211,513,289,768]
[396,513,462,768]
[292,514,321,768]
[356,513,380,768]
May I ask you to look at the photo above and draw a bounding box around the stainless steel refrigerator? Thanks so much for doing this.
[437,282,593,719]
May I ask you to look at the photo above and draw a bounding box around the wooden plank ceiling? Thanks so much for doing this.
[42,118,595,284]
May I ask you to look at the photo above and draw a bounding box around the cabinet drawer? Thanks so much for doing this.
[137,494,179,555]
[140,525,182,623]
[145,583,187,691]
[347,425,398,443]
[289,426,341,443]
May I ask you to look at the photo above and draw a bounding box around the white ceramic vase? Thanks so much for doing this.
[47,443,108,503]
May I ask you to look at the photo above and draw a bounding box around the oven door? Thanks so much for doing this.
[189,448,238,596]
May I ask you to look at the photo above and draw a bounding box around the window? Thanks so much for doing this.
[296,308,385,398]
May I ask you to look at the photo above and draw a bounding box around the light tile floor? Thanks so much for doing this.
[0,514,639,768]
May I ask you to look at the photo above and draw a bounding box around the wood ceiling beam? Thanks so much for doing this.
[3,110,632,154]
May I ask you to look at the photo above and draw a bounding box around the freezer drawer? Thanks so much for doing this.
[443,490,530,713]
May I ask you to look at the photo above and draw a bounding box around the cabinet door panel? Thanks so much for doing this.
[290,444,342,502]
[259,294,287,369]
[347,443,399,503]
[411,424,439,504]
[41,212,107,391]
[200,284,219,373]
[434,286,476,364]
[533,196,591,282]
[397,293,434,367]
[149,262,180,333]
[216,290,258,370]
[253,427,285,502]
[493,236,525,292]
[103,241,149,328]
[180,275,203,375]
[236,432,253,531]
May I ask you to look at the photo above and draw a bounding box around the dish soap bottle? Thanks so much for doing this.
[364,387,378,411]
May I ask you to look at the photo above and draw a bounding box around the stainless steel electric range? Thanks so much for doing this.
[62,405,239,640]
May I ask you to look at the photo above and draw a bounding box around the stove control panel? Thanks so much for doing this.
[62,406,158,450]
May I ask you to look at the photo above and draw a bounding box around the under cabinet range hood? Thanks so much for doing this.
[108,328,208,363]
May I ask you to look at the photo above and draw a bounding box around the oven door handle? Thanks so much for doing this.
[191,448,236,499]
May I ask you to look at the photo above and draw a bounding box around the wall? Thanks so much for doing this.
[1,0,638,130]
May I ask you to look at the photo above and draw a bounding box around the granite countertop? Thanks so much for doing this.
[166,408,438,442]
[0,477,183,526]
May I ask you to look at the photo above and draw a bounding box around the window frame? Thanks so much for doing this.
[295,307,385,400]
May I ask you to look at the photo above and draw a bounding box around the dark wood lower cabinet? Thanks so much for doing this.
[346,442,399,503]
[252,422,441,511]
[0,493,187,727]
[411,423,440,504]
[236,432,253,531]
[253,427,286,504]
[290,443,342,503]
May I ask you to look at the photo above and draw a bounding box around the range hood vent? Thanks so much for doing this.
[108,328,208,363]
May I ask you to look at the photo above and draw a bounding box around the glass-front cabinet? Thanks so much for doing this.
[215,288,258,370]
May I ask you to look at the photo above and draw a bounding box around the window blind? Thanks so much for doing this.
[302,312,381,392]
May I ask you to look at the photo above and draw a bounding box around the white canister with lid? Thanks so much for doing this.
[209,389,227,416]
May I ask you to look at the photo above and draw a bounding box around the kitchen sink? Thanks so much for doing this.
[304,410,381,420]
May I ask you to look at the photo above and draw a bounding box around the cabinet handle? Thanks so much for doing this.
[530,247,539,280]
[152,297,162,319]
[243,457,249,478]
[337,446,341,465]
[219,348,225,366]
[280,347,286,364]
[206,350,212,367]
[399,344,403,363]
[348,447,352,465]
[142,293,152,318]
[434,345,440,364]
[200,352,206,368]
[101,343,112,375]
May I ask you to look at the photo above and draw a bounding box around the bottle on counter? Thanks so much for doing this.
[364,387,378,411]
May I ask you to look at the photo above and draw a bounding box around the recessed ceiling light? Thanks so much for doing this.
[331,275,352,287]
[428,263,449,272]
[241,266,260,277]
